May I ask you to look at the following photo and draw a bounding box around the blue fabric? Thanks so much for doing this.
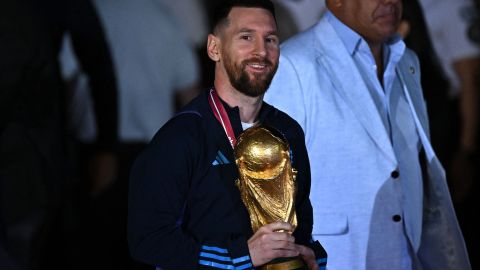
[328,10,420,269]
[200,252,232,262]
[235,262,253,270]
[232,256,250,264]
[198,246,253,269]
[199,260,235,269]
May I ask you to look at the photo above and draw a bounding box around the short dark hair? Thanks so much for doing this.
[210,0,276,34]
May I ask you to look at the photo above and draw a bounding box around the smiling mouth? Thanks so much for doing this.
[247,63,268,70]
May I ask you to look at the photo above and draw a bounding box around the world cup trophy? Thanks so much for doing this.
[234,125,306,270]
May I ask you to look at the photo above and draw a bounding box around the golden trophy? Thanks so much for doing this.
[234,125,306,270]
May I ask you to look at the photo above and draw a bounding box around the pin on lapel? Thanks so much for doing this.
[409,66,415,74]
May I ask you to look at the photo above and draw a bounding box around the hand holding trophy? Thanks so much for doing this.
[235,125,307,270]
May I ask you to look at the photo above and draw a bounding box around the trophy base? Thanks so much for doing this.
[258,256,307,270]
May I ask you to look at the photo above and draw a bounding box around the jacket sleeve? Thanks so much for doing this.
[127,114,253,270]
[289,123,328,268]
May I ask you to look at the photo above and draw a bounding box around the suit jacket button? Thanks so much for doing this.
[391,170,400,179]
[392,215,402,222]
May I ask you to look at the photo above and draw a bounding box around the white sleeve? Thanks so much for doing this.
[418,0,480,91]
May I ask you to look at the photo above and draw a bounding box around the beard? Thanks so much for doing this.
[223,53,278,97]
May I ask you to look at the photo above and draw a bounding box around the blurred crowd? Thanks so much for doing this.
[1,0,479,269]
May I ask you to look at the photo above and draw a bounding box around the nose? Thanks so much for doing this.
[253,38,267,57]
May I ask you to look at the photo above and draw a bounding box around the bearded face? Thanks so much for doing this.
[209,7,280,97]
[222,48,279,97]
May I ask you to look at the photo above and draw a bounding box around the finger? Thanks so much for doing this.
[308,263,319,270]
[297,245,313,256]
[248,238,299,267]
[268,231,295,242]
[296,245,317,270]
[265,239,298,251]
[249,227,289,243]
[268,248,300,259]
[262,221,294,233]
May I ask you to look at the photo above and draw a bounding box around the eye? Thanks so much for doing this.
[241,35,252,41]
[265,36,279,45]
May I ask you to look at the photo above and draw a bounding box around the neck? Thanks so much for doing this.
[213,80,263,123]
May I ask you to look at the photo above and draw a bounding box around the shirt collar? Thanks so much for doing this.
[326,10,362,56]
[220,98,272,123]
[384,34,405,68]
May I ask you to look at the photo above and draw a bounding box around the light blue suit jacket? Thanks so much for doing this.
[265,15,470,270]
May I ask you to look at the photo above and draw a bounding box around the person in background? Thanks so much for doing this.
[127,0,327,269]
[0,0,118,269]
[401,0,479,267]
[417,0,479,205]
[265,0,471,269]
[59,0,200,269]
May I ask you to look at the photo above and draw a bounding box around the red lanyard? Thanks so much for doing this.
[208,89,237,148]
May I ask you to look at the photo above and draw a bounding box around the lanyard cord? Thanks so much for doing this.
[208,88,237,148]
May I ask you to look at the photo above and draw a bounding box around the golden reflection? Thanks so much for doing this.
[234,125,298,232]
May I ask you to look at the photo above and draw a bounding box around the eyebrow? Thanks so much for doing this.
[237,27,278,36]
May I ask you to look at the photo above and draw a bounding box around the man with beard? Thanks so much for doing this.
[264,0,471,269]
[127,0,327,269]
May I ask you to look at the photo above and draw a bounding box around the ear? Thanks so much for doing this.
[397,20,411,39]
[207,34,221,62]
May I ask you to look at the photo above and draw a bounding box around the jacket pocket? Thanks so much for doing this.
[312,213,348,235]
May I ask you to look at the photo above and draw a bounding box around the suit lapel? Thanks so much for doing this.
[397,57,430,137]
[397,58,440,164]
[313,19,396,165]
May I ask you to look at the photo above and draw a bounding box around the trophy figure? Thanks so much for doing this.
[234,125,306,270]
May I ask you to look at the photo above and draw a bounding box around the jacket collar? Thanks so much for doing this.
[313,17,397,165]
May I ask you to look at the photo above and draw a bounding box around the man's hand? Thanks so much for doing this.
[297,245,318,270]
[247,222,299,267]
